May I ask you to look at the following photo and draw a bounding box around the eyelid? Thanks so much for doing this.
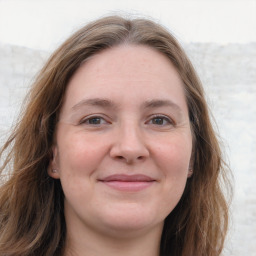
[146,114,175,125]
[78,113,175,126]
[79,114,111,125]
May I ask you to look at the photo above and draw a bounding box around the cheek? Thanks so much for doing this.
[156,138,192,173]
[56,132,109,177]
[154,135,192,192]
[56,133,110,203]
[153,138,192,215]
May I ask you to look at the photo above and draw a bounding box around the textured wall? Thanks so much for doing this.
[186,43,256,255]
[0,42,256,255]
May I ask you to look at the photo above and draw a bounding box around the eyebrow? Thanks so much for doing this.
[71,98,117,111]
[143,99,182,113]
[71,98,182,113]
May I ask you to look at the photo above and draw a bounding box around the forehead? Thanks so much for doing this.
[62,44,187,112]
[71,45,180,85]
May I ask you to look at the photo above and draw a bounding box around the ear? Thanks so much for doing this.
[187,156,194,178]
[187,168,193,178]
[48,146,60,179]
[187,146,195,178]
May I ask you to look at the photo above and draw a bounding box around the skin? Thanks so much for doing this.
[49,45,193,256]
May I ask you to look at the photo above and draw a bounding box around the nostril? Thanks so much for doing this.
[114,155,144,163]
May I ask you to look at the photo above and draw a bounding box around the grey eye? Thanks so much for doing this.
[87,117,102,125]
[152,117,166,125]
[80,116,108,125]
[150,116,172,125]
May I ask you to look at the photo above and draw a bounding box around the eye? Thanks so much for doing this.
[79,116,109,126]
[147,115,174,126]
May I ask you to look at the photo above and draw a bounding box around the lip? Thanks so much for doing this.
[98,174,156,192]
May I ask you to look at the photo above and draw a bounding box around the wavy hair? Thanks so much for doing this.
[0,15,232,256]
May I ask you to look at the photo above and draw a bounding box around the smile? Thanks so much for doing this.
[98,174,156,192]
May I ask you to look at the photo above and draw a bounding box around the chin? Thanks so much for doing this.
[98,206,165,235]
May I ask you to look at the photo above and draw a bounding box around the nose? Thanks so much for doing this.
[109,123,150,164]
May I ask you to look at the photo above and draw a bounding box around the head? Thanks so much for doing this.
[0,16,230,256]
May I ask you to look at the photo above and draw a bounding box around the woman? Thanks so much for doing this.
[0,16,231,256]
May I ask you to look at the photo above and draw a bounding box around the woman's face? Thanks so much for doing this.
[49,45,193,238]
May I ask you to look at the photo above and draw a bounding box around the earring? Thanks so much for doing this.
[52,169,57,173]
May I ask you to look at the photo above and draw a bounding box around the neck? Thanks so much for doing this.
[63,219,163,256]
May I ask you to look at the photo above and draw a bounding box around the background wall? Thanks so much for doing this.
[0,1,256,255]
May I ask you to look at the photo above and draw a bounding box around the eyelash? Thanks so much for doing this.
[79,115,109,126]
[146,114,174,126]
[79,114,174,127]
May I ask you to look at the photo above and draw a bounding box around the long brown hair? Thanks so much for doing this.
[0,16,232,256]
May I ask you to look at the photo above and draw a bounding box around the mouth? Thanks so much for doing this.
[98,174,156,192]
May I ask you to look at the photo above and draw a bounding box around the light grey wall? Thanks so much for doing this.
[186,43,256,255]
[0,42,256,255]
